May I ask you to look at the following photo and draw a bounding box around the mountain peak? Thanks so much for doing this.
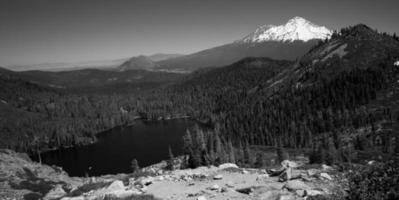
[339,24,380,40]
[240,17,332,43]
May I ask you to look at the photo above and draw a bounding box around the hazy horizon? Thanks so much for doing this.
[1,0,399,67]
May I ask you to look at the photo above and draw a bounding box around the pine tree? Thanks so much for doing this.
[227,140,236,163]
[131,159,140,173]
[243,141,252,166]
[214,134,224,165]
[166,145,174,170]
[326,137,338,165]
[276,139,289,163]
[254,153,265,168]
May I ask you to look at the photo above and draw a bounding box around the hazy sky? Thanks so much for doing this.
[1,0,398,66]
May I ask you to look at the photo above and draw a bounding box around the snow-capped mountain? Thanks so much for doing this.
[157,17,331,72]
[240,16,332,43]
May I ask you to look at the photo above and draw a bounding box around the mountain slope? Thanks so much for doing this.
[157,17,331,72]
[144,24,399,162]
[118,55,159,71]
[148,53,183,62]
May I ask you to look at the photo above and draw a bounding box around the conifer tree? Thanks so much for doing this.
[255,153,265,168]
[166,145,174,170]
[227,140,236,163]
[131,159,140,173]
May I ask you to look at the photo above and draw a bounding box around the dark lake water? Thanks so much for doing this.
[33,119,195,177]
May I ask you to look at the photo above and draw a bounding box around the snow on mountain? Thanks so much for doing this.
[240,16,332,43]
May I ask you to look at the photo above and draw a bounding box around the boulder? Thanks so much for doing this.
[106,190,140,199]
[296,189,305,197]
[44,184,66,200]
[226,182,234,188]
[236,187,254,195]
[306,189,324,196]
[218,163,239,169]
[321,164,333,171]
[106,180,125,191]
[256,174,270,181]
[319,173,332,180]
[307,169,319,177]
[278,167,292,182]
[367,160,376,165]
[213,174,223,180]
[257,190,294,200]
[251,185,285,195]
[278,194,297,200]
[209,184,220,191]
[61,197,85,200]
[197,196,207,200]
[281,160,298,168]
[284,180,310,191]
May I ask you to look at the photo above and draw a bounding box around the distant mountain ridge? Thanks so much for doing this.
[117,53,184,72]
[6,53,183,72]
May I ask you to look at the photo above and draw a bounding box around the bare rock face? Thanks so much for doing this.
[319,173,333,180]
[284,180,311,191]
[0,149,83,199]
[106,180,125,191]
[218,163,239,169]
[43,184,66,200]
[1,149,344,200]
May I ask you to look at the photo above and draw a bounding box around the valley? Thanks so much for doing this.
[1,15,399,200]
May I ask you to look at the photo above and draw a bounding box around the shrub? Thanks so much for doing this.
[348,157,399,200]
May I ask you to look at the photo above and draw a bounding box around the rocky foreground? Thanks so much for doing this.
[0,149,346,200]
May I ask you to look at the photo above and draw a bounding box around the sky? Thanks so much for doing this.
[1,0,398,66]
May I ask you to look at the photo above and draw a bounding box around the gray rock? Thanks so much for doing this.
[281,160,298,168]
[284,180,310,191]
[61,197,85,200]
[295,189,305,197]
[306,189,324,196]
[213,174,223,180]
[226,182,234,188]
[218,163,239,169]
[256,174,270,181]
[106,180,125,191]
[197,196,207,200]
[319,172,332,180]
[209,184,220,191]
[307,169,319,177]
[257,190,294,200]
[321,164,333,171]
[44,184,66,200]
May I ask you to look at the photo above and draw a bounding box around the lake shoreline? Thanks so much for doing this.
[30,117,197,176]
[29,114,192,157]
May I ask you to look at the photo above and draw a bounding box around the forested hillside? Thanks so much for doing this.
[158,25,399,167]
[1,24,399,168]
[0,68,184,152]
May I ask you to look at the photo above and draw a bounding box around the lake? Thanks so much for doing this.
[33,119,195,177]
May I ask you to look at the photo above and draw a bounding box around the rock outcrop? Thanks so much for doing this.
[0,149,344,200]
